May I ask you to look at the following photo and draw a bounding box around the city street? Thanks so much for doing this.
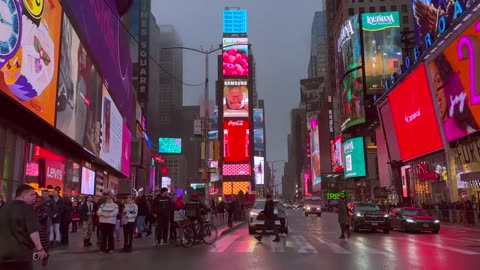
[36,210,480,270]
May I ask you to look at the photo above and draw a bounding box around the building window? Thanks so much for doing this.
[369,7,376,12]
[359,7,365,13]
[391,5,397,11]
[402,15,409,24]
[348,8,355,16]
[402,5,408,12]
[380,6,386,12]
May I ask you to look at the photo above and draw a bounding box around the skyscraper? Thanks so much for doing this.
[308,11,329,79]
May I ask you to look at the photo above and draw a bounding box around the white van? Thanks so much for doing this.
[303,196,322,217]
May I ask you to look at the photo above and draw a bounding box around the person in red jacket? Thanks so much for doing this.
[174,196,185,210]
[71,201,80,233]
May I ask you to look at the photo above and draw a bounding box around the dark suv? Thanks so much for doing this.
[347,202,391,233]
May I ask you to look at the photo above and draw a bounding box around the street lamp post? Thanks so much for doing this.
[161,44,236,204]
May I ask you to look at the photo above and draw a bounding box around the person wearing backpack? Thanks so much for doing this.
[152,188,172,246]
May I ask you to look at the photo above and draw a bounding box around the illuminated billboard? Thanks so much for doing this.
[223,9,247,34]
[159,138,182,154]
[254,108,264,152]
[222,37,249,77]
[254,156,264,185]
[223,120,250,162]
[223,79,249,118]
[361,12,402,94]
[332,135,343,172]
[223,163,251,176]
[310,119,321,186]
[223,181,250,195]
[343,137,366,179]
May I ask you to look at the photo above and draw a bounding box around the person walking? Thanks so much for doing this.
[48,189,64,247]
[71,201,80,233]
[0,184,48,270]
[153,188,172,246]
[122,196,138,252]
[254,193,280,243]
[227,197,234,227]
[79,195,96,247]
[60,197,72,246]
[97,195,119,254]
[337,194,350,239]
[34,196,50,267]
[135,192,151,238]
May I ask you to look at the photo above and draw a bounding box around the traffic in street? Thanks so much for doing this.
[35,209,480,270]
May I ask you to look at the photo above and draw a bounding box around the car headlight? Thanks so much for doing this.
[384,214,389,218]
[406,218,415,223]
[356,213,363,217]
[434,220,440,224]
[250,212,258,217]
[306,207,311,210]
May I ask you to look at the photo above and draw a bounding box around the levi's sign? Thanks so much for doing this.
[362,11,400,31]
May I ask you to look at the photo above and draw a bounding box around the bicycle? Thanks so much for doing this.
[180,210,218,248]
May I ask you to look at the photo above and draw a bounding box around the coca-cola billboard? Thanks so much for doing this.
[223,120,250,163]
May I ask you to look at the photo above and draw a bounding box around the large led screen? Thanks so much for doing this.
[332,135,343,172]
[310,119,321,185]
[340,69,365,130]
[254,108,264,152]
[223,119,250,162]
[223,9,247,34]
[388,64,443,161]
[121,122,131,176]
[223,80,249,118]
[411,0,475,45]
[81,167,95,195]
[254,156,264,185]
[0,0,62,125]
[337,14,362,78]
[56,14,102,156]
[100,84,123,171]
[343,137,366,179]
[159,138,182,154]
[361,12,402,94]
[222,37,248,77]
[426,18,480,142]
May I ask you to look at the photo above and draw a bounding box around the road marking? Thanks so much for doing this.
[234,237,257,253]
[352,241,389,255]
[291,235,318,253]
[314,236,352,254]
[265,238,286,253]
[210,235,241,252]
[396,238,480,255]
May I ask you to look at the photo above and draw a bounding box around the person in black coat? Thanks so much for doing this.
[60,197,72,245]
[152,188,173,245]
[135,192,151,238]
[34,196,50,266]
[254,193,280,242]
[49,189,64,246]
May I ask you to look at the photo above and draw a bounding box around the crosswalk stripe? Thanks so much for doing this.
[210,235,241,252]
[292,235,318,253]
[398,238,480,255]
[265,238,286,253]
[314,236,352,254]
[352,241,389,255]
[234,237,257,253]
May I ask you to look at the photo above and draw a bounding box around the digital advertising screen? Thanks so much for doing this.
[161,176,172,190]
[426,17,480,142]
[343,137,366,179]
[223,119,250,162]
[0,0,62,125]
[45,159,65,191]
[159,138,182,154]
[340,69,365,131]
[411,0,475,45]
[388,64,443,161]
[333,135,343,172]
[310,119,321,186]
[121,122,131,177]
[300,77,325,104]
[222,37,249,77]
[56,14,102,156]
[209,110,218,140]
[223,80,249,118]
[100,84,123,171]
[361,12,402,94]
[223,163,251,176]
[253,108,264,152]
[337,14,362,78]
[254,156,264,185]
[81,167,95,195]
[222,9,247,34]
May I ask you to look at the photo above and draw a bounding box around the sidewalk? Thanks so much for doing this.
[49,221,244,255]
[440,222,480,232]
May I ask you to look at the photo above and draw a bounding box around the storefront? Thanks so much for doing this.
[452,137,480,202]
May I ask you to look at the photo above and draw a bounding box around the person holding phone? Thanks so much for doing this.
[0,185,48,270]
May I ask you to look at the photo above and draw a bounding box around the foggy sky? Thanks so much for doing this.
[152,0,325,181]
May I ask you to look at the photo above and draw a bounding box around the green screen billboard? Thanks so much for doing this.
[343,137,366,179]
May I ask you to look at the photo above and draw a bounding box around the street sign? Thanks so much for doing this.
[194,119,202,136]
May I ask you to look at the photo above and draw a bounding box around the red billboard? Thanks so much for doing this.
[332,135,343,172]
[388,64,443,161]
[223,120,250,162]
